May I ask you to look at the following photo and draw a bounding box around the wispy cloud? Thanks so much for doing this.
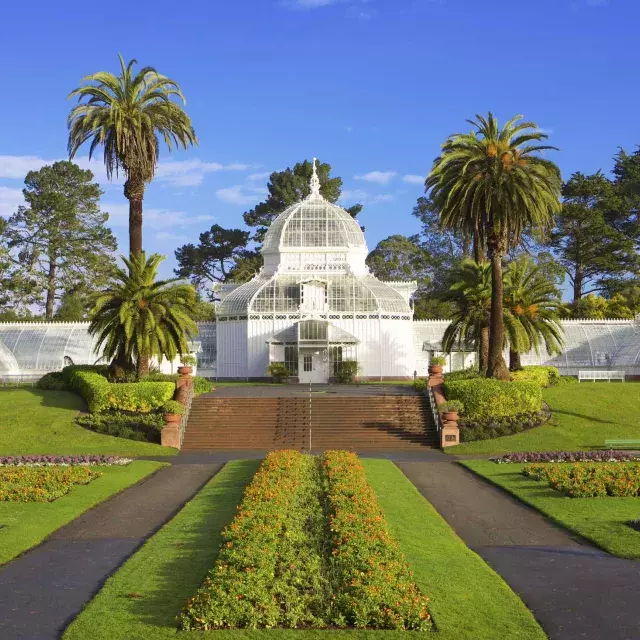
[0,186,25,217]
[283,0,343,8]
[247,171,272,182]
[102,201,215,230]
[155,230,191,244]
[340,189,393,205]
[402,174,426,185]
[216,184,269,206]
[354,170,397,185]
[0,155,253,189]
[282,0,375,17]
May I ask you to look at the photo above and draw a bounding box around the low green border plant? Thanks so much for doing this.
[162,400,184,416]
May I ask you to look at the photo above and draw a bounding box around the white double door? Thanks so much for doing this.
[298,348,328,384]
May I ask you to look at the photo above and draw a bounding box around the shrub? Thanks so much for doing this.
[558,375,579,385]
[413,377,428,392]
[61,364,109,386]
[511,366,560,388]
[523,462,640,498]
[0,466,101,502]
[76,412,164,443]
[180,354,197,366]
[193,376,212,395]
[266,361,291,380]
[163,400,185,415]
[492,451,638,464]
[445,367,481,383]
[459,410,547,442]
[437,400,465,413]
[430,355,446,366]
[444,378,542,421]
[36,372,67,391]
[143,372,211,396]
[335,360,359,384]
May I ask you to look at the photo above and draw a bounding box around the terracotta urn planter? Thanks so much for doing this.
[178,366,192,376]
[442,410,459,422]
[428,364,443,376]
[163,413,182,424]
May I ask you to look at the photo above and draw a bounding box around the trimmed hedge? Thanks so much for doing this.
[143,372,212,396]
[459,410,547,442]
[63,365,174,413]
[444,368,481,383]
[444,378,542,421]
[36,372,67,391]
[76,412,164,443]
[510,366,560,388]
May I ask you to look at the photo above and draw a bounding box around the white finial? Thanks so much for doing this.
[309,157,321,197]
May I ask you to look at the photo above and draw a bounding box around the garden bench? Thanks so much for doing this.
[578,370,625,382]
[604,439,640,450]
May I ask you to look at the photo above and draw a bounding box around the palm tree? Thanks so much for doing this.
[89,252,198,378]
[427,113,562,379]
[67,55,197,256]
[503,257,564,371]
[441,260,492,375]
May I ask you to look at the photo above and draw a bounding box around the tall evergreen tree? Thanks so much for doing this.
[3,161,117,319]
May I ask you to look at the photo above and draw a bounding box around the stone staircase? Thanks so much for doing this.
[181,395,438,451]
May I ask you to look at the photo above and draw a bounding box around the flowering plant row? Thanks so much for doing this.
[0,455,131,467]
[0,466,102,502]
[492,451,637,464]
[323,451,431,631]
[523,462,640,497]
[180,450,431,631]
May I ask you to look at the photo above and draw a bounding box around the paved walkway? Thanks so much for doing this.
[398,460,640,640]
[204,383,419,398]
[0,463,221,640]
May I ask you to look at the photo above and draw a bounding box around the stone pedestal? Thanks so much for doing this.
[441,420,460,448]
[161,423,181,448]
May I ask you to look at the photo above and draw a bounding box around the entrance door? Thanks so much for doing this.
[298,350,327,384]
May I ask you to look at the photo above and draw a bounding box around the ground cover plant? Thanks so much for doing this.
[462,460,640,559]
[492,451,637,464]
[0,460,163,564]
[180,451,431,631]
[0,388,174,456]
[0,466,101,502]
[64,458,544,640]
[448,383,640,454]
[0,454,131,466]
[522,462,640,497]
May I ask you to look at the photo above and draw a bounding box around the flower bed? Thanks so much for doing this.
[523,462,640,497]
[493,451,638,464]
[0,466,102,502]
[180,450,430,631]
[0,454,131,467]
[323,451,431,630]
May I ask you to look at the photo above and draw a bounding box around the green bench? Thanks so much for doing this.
[604,439,640,450]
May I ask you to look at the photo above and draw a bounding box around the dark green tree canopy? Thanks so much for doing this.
[2,161,117,319]
[243,159,363,243]
[549,171,639,302]
[174,224,251,294]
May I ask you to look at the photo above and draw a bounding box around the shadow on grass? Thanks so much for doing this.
[126,460,259,630]
[551,409,617,425]
[0,386,86,411]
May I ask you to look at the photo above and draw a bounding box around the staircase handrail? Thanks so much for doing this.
[426,385,442,433]
[179,382,195,447]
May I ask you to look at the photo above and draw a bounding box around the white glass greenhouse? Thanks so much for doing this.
[2,161,640,381]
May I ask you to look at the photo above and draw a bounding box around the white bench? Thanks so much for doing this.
[578,370,625,383]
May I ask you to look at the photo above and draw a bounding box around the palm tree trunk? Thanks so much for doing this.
[473,228,486,263]
[487,237,510,380]
[46,258,56,320]
[509,349,522,371]
[136,353,150,379]
[124,175,145,257]
[478,325,489,375]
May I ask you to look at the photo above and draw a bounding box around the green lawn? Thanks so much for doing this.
[449,383,640,455]
[0,460,164,565]
[64,459,545,640]
[461,460,640,560]
[0,388,175,456]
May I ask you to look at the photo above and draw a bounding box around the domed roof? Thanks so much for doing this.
[261,161,367,254]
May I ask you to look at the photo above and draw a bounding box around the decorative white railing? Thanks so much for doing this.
[426,385,441,433]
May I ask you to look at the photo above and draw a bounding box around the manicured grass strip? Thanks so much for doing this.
[363,459,546,640]
[0,461,163,565]
[461,460,640,560]
[64,460,260,640]
[0,388,175,456]
[448,383,640,454]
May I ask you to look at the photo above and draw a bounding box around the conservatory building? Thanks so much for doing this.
[214,161,417,382]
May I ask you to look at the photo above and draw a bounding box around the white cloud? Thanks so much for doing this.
[216,184,268,206]
[402,174,426,185]
[102,201,215,230]
[284,0,342,7]
[344,126,354,133]
[247,171,272,182]
[340,189,393,205]
[354,170,397,185]
[0,154,252,189]
[0,186,25,217]
[155,231,191,244]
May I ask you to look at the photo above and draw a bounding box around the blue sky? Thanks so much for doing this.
[1,0,639,283]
